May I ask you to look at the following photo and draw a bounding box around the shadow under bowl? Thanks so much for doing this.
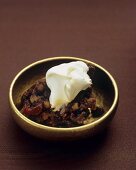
[9,56,118,141]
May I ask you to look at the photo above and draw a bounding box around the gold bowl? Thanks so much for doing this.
[9,57,118,141]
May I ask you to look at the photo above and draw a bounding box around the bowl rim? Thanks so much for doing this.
[9,56,119,132]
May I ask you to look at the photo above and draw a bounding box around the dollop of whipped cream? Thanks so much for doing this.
[46,61,92,111]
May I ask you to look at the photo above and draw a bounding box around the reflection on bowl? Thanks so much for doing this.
[9,57,118,141]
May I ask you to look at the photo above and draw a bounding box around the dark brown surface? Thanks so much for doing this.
[0,0,136,169]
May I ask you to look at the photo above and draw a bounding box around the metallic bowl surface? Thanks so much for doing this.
[9,57,118,141]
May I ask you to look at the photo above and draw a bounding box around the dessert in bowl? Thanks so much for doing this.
[9,57,118,141]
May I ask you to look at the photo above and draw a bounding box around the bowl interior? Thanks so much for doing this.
[12,58,115,122]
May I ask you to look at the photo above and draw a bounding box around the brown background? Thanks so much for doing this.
[0,0,136,169]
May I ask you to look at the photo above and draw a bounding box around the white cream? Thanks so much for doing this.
[46,61,92,111]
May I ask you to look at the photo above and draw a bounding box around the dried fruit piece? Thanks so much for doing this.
[71,103,79,111]
[41,112,50,120]
[23,103,43,116]
[30,94,40,104]
[43,100,51,109]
